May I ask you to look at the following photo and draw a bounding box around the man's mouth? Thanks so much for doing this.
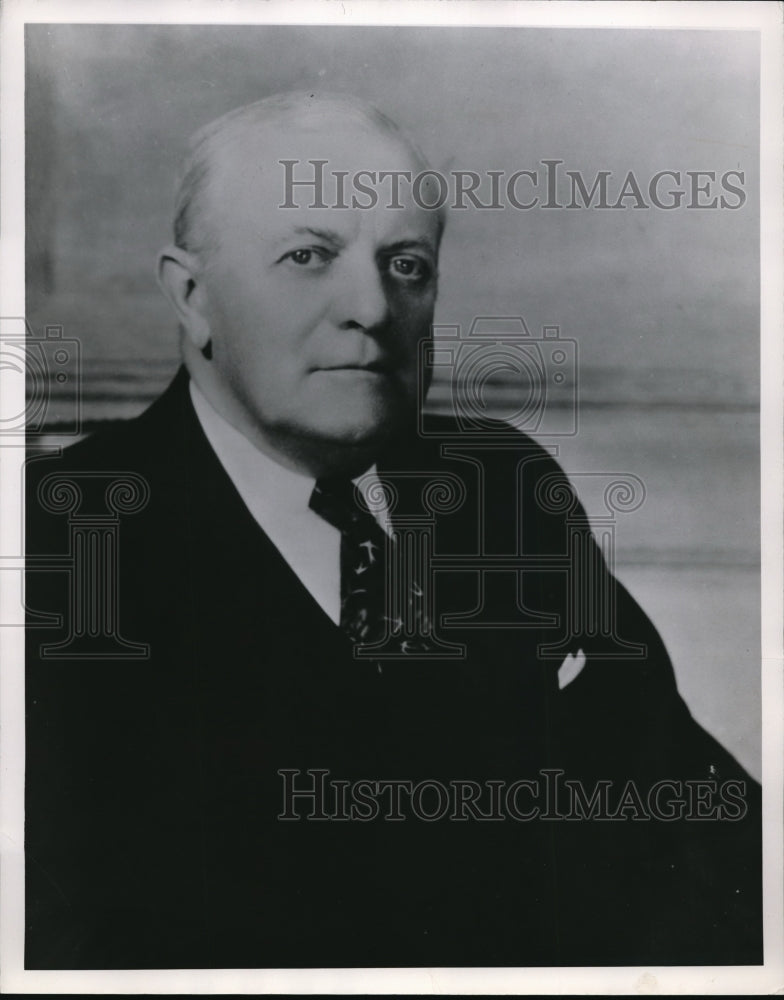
[319,360,390,374]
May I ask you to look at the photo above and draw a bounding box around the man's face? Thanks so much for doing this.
[195,120,440,470]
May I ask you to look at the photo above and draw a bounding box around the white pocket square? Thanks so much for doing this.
[558,648,586,690]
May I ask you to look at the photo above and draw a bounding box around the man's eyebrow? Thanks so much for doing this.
[270,230,437,256]
[380,238,437,257]
[275,226,347,248]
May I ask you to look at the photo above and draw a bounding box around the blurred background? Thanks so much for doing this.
[25,25,760,778]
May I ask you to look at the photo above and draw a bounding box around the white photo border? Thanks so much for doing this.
[2,0,782,994]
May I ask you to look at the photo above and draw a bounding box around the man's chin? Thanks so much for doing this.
[311,414,403,450]
[310,389,414,442]
[292,405,412,473]
[254,387,418,476]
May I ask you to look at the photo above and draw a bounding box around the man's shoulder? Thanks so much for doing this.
[28,368,189,479]
[394,413,570,486]
[45,416,147,472]
[400,413,561,459]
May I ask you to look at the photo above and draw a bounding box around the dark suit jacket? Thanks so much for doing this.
[25,369,761,969]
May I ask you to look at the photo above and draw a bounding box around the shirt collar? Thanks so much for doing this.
[188,378,390,530]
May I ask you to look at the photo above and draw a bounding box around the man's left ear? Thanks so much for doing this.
[156,245,212,354]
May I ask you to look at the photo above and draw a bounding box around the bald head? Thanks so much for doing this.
[172,91,444,260]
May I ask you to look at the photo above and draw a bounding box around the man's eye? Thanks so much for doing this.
[279,247,333,267]
[389,256,430,282]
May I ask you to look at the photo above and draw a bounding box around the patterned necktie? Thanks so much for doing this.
[309,478,430,655]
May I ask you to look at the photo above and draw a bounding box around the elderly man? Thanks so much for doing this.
[25,93,760,970]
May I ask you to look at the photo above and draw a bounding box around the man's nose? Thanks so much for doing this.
[330,256,390,332]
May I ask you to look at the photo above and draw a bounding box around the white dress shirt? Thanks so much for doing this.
[189,380,391,625]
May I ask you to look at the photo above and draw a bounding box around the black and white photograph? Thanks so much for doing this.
[1,0,782,994]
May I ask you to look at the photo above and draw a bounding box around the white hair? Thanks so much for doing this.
[172,90,445,258]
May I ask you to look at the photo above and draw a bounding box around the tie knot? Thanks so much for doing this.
[309,478,372,534]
